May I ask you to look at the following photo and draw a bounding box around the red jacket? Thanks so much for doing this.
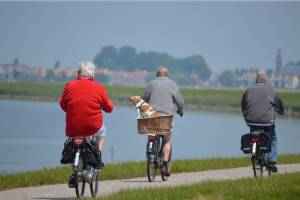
[60,76,113,137]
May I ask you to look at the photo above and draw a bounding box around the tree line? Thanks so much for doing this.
[93,45,211,84]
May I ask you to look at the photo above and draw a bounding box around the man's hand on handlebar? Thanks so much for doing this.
[176,109,184,117]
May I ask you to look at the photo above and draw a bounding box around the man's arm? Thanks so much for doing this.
[60,83,69,112]
[100,86,114,113]
[142,83,152,103]
[173,85,184,116]
[273,94,284,115]
[241,90,247,114]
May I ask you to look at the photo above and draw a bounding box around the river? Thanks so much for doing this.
[0,100,299,173]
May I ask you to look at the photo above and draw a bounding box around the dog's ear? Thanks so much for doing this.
[129,96,134,104]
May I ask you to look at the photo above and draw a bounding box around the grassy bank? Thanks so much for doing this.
[1,154,300,191]
[98,172,300,200]
[0,82,299,115]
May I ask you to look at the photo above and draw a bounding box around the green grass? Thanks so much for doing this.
[1,154,300,191]
[1,82,299,113]
[97,172,300,200]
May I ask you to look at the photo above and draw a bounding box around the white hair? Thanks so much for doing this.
[77,61,95,78]
[256,70,268,84]
[156,66,169,77]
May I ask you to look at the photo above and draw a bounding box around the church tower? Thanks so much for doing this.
[275,49,283,87]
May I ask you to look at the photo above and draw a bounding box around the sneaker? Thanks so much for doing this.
[96,151,104,169]
[268,161,278,172]
[68,174,77,188]
[98,161,104,169]
[161,162,170,177]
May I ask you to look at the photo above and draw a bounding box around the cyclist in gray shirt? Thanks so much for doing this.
[143,66,184,176]
[241,70,284,171]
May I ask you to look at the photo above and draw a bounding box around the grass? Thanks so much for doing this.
[1,82,299,113]
[97,172,300,200]
[1,154,300,191]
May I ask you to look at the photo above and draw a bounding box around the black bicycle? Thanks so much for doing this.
[249,130,273,178]
[146,134,172,182]
[68,137,100,198]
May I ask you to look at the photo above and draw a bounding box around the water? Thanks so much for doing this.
[1,100,300,173]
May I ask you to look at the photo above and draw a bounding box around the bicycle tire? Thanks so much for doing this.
[265,158,272,176]
[146,139,158,182]
[90,169,99,197]
[161,145,172,181]
[267,168,272,176]
[75,155,86,198]
[251,156,263,178]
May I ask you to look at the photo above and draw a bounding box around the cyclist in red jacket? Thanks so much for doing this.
[60,61,113,167]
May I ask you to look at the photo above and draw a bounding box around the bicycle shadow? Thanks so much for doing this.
[34,198,77,200]
[121,180,164,183]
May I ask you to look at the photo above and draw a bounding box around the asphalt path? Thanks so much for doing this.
[1,163,300,200]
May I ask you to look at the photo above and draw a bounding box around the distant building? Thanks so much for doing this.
[279,61,300,88]
[271,49,300,89]
[108,70,148,86]
[274,49,283,87]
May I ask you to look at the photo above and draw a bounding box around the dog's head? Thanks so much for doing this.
[129,96,142,105]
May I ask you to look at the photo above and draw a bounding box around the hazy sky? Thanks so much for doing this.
[0,1,299,70]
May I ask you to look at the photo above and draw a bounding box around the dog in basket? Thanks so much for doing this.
[129,96,158,118]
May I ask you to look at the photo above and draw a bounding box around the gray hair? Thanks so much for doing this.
[77,61,95,78]
[256,70,268,84]
[156,66,169,77]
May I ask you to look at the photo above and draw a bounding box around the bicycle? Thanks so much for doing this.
[146,134,172,182]
[68,137,100,198]
[137,115,173,182]
[249,130,273,178]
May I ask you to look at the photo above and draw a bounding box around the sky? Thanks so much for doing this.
[0,1,299,70]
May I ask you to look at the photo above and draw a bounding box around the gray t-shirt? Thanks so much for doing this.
[143,76,184,116]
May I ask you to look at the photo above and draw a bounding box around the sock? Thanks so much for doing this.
[163,160,168,166]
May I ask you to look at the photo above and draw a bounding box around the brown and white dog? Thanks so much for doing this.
[129,96,158,118]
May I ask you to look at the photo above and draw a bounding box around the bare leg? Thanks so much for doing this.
[98,136,105,152]
[163,141,171,161]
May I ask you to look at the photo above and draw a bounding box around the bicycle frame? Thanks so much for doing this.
[249,130,271,177]
[68,137,99,198]
[73,138,84,171]
[250,131,260,155]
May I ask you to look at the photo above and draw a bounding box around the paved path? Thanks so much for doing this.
[1,163,300,200]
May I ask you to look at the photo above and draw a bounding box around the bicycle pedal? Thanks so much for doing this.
[269,167,278,173]
[68,180,76,188]
[68,174,77,188]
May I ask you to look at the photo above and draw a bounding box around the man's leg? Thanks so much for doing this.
[162,134,171,176]
[163,141,171,161]
[98,136,105,152]
[94,125,106,168]
[267,126,277,162]
[267,126,278,171]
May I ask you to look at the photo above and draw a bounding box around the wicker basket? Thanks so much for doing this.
[137,115,173,135]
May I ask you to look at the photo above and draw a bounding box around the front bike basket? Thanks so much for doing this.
[137,115,173,135]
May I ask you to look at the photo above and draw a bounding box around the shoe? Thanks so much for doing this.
[68,174,77,188]
[161,164,170,177]
[98,161,104,169]
[96,151,104,169]
[268,161,278,172]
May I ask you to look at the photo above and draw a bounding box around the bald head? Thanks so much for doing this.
[156,66,169,77]
[256,70,268,84]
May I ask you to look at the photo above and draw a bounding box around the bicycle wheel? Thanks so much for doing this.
[265,158,272,176]
[251,156,263,178]
[161,145,172,181]
[90,169,99,197]
[146,139,158,182]
[267,165,272,176]
[75,156,86,198]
